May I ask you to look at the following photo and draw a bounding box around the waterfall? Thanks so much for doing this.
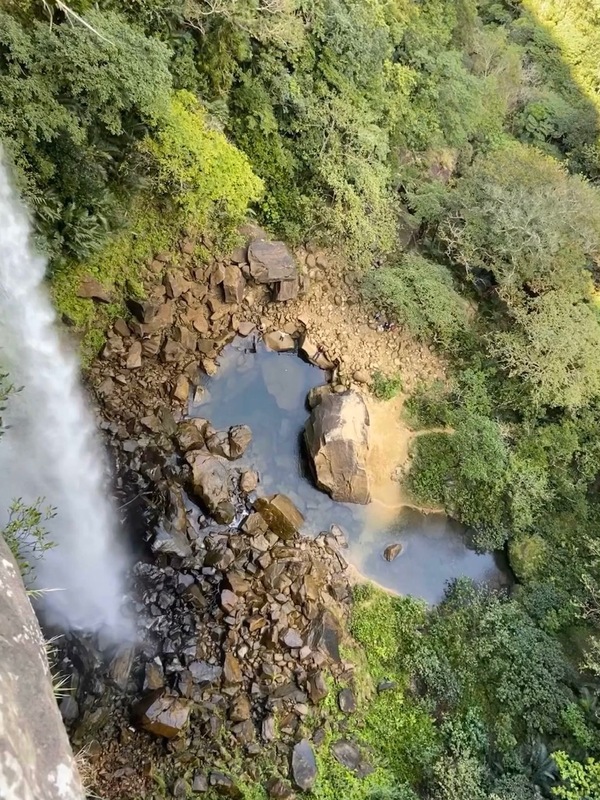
[0,158,130,637]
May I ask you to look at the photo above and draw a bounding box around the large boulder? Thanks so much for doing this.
[247,240,297,284]
[304,391,370,504]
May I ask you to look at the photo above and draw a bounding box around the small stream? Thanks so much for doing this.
[193,336,509,603]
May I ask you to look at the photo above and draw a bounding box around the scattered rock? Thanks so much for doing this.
[255,494,304,540]
[338,688,356,714]
[143,661,165,691]
[248,240,297,284]
[176,419,207,452]
[266,777,295,799]
[187,452,231,522]
[353,370,371,385]
[304,391,371,504]
[377,680,397,693]
[113,318,130,337]
[173,374,190,404]
[229,424,252,459]
[274,278,299,302]
[164,270,191,299]
[264,331,295,352]
[230,245,248,264]
[229,693,251,722]
[240,470,259,493]
[282,628,304,649]
[383,543,403,562]
[307,672,328,704]
[133,690,191,738]
[173,778,188,798]
[128,298,159,324]
[77,276,111,303]
[126,341,143,370]
[223,265,246,304]
[108,644,135,691]
[331,740,364,773]
[237,321,255,336]
[151,524,192,558]
[291,739,317,791]
[192,774,209,793]
[208,772,242,799]
[189,661,223,686]
[223,652,243,685]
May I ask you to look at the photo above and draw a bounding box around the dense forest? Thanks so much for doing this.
[3,0,600,797]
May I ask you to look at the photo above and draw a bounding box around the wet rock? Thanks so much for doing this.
[151,525,192,558]
[304,391,370,504]
[108,644,135,691]
[77,276,111,303]
[291,739,317,791]
[133,689,191,738]
[126,341,142,369]
[223,265,246,304]
[223,652,243,684]
[248,240,297,284]
[209,772,242,799]
[189,661,222,686]
[178,418,205,448]
[307,385,332,409]
[331,740,364,773]
[383,543,403,562]
[187,452,231,521]
[266,777,295,799]
[143,661,165,691]
[59,695,79,724]
[192,773,209,793]
[227,425,252,460]
[255,495,304,540]
[338,688,356,714]
[173,374,191,403]
[264,331,295,352]
[307,672,328,704]
[240,470,259,493]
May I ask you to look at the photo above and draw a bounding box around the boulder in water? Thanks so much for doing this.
[255,494,304,540]
[304,391,370,504]
[383,543,403,562]
[264,331,295,352]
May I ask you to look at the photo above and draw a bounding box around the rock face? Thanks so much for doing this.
[247,240,297,284]
[0,535,84,800]
[304,391,371,504]
[133,690,191,738]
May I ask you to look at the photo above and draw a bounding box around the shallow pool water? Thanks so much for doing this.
[194,336,509,603]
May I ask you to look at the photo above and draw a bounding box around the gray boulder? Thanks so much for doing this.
[247,240,297,284]
[304,391,371,504]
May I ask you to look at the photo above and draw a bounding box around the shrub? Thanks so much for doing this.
[372,372,403,400]
[362,254,468,347]
[143,90,263,236]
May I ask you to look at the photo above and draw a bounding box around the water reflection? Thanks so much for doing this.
[196,337,509,602]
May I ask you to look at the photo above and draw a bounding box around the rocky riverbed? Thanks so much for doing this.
[57,228,505,798]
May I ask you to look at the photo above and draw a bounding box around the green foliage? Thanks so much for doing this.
[439,143,600,309]
[362,254,469,348]
[143,90,263,235]
[2,499,55,579]
[372,372,403,401]
[488,292,600,410]
[0,7,172,259]
[552,752,600,800]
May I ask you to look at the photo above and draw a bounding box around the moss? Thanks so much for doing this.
[50,194,180,367]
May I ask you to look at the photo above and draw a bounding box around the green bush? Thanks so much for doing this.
[362,254,469,347]
[143,90,263,236]
[372,372,403,401]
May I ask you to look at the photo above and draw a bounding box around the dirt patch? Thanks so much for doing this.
[261,247,446,392]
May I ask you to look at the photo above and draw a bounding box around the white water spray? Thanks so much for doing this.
[0,158,130,636]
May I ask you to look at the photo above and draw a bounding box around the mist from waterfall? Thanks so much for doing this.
[0,157,130,637]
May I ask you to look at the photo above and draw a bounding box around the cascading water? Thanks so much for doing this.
[0,157,130,637]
